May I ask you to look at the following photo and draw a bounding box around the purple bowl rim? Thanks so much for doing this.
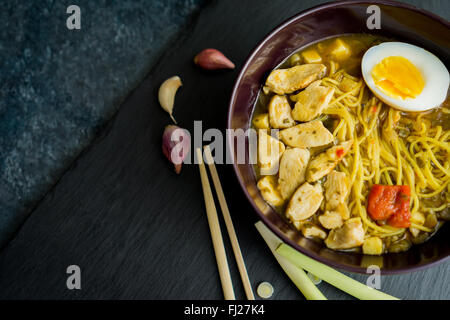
[227,0,450,274]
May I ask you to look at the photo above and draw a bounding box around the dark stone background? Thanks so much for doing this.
[0,0,448,300]
[0,0,206,247]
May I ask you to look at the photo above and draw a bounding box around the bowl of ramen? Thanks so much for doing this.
[227,0,450,273]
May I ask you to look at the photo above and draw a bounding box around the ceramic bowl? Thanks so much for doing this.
[227,0,450,273]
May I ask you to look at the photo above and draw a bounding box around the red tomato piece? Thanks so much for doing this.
[367,184,411,228]
[367,185,397,220]
[336,147,344,158]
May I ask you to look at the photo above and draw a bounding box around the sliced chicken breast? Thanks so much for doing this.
[258,130,285,175]
[285,182,323,221]
[324,217,365,250]
[306,140,353,182]
[324,170,349,209]
[318,211,343,229]
[257,175,284,207]
[278,148,310,199]
[301,223,327,240]
[265,64,327,95]
[291,80,335,122]
[268,95,296,129]
[279,120,334,148]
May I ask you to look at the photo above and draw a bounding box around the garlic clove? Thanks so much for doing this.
[194,48,235,70]
[158,76,182,124]
[162,125,191,174]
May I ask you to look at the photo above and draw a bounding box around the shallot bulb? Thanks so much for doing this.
[194,48,235,70]
[162,125,191,174]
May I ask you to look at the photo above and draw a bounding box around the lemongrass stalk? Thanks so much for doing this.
[255,221,327,300]
[276,243,399,300]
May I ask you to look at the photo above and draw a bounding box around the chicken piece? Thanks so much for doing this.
[318,211,343,229]
[324,217,365,250]
[279,120,334,148]
[306,140,353,182]
[252,113,270,130]
[338,77,359,93]
[257,175,284,207]
[329,202,350,220]
[285,182,323,221]
[265,64,327,95]
[301,223,327,240]
[278,148,310,200]
[362,236,383,255]
[291,80,320,101]
[306,153,336,183]
[291,81,335,122]
[258,130,285,175]
[268,95,296,129]
[324,170,349,209]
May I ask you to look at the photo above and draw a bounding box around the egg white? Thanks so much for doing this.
[361,42,449,112]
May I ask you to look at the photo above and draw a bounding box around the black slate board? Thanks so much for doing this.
[0,0,449,300]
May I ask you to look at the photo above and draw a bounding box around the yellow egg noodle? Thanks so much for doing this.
[321,68,450,242]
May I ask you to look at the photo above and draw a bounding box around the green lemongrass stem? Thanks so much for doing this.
[276,243,399,300]
[255,221,327,300]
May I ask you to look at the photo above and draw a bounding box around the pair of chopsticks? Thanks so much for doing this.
[196,146,255,300]
[197,145,397,300]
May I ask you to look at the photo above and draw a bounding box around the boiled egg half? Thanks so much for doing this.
[361,42,449,112]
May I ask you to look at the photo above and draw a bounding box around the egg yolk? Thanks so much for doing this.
[371,56,425,100]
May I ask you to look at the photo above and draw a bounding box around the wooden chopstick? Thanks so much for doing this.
[196,147,236,300]
[203,145,255,300]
